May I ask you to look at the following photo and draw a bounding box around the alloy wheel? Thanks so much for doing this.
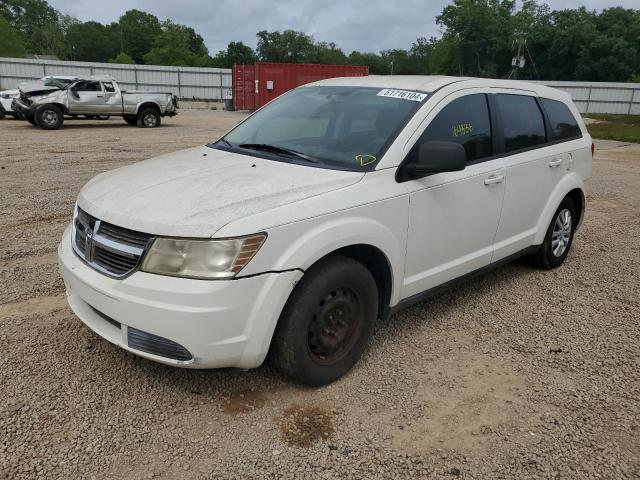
[551,208,572,257]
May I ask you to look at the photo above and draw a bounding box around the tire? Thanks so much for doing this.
[532,197,576,269]
[123,114,137,125]
[84,115,95,120]
[35,104,64,130]
[270,255,378,386]
[26,115,37,126]
[137,107,161,128]
[96,115,110,120]
[0,109,5,120]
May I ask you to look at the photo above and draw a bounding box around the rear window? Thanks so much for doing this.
[496,94,546,153]
[541,98,582,141]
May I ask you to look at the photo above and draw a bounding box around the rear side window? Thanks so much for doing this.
[413,94,492,162]
[496,94,546,153]
[541,98,582,141]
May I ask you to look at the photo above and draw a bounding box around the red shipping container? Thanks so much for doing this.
[233,62,369,111]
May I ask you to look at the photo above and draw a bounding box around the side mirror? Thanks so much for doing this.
[406,141,467,178]
[71,90,80,99]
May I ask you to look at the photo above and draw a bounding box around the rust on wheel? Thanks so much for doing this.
[307,287,364,365]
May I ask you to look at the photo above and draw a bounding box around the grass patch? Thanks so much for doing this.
[584,113,640,143]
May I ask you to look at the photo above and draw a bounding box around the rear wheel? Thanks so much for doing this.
[271,255,378,386]
[137,107,161,128]
[123,114,137,125]
[35,104,64,130]
[532,197,576,269]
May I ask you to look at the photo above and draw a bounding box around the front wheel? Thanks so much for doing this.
[532,197,576,269]
[270,255,378,386]
[35,105,64,130]
[137,108,161,128]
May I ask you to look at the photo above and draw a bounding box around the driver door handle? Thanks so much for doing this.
[548,158,563,168]
[96,94,104,98]
[484,173,504,186]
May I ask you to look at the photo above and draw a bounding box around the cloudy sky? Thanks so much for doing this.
[48,0,638,55]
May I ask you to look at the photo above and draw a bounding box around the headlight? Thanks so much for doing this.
[140,234,266,279]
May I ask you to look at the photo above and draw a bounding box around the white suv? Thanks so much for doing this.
[58,76,592,386]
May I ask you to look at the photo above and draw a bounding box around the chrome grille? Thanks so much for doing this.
[72,207,153,278]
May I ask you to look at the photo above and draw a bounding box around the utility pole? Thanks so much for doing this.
[509,32,526,79]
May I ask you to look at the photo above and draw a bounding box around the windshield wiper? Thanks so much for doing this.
[238,143,319,163]
[217,137,233,148]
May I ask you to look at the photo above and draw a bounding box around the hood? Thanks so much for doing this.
[78,146,364,237]
[0,89,18,96]
[19,81,64,97]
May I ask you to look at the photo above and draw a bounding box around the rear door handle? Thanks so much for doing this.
[548,158,563,168]
[484,173,504,186]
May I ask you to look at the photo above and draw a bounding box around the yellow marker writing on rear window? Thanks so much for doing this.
[355,155,377,167]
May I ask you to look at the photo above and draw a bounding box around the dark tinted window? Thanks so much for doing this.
[541,98,581,141]
[412,94,492,162]
[496,94,546,152]
[74,81,101,92]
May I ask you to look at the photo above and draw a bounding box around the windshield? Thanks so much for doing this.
[42,78,73,88]
[217,86,427,170]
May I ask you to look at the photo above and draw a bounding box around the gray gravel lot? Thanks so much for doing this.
[0,111,638,479]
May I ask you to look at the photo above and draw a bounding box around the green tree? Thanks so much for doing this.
[109,51,134,64]
[0,15,26,57]
[117,9,161,63]
[211,41,256,67]
[256,30,315,62]
[436,0,516,77]
[347,51,386,74]
[309,42,347,65]
[1,0,67,57]
[143,21,211,67]
[66,21,119,62]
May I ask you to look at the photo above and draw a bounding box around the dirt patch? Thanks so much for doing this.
[222,390,267,415]
[391,352,525,453]
[278,405,335,447]
[8,212,71,228]
[0,293,66,320]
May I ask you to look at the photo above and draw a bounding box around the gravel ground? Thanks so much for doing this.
[0,112,638,480]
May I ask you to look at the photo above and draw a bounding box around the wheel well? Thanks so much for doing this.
[37,103,66,114]
[322,245,393,321]
[137,102,160,115]
[567,188,585,228]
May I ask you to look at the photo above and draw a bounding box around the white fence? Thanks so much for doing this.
[537,80,640,115]
[0,57,232,100]
[1,57,639,113]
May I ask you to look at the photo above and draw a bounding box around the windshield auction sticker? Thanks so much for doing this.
[377,89,427,102]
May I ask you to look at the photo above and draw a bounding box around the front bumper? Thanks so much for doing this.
[12,98,34,118]
[58,225,302,368]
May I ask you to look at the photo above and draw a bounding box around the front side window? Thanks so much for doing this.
[496,94,546,152]
[218,86,426,170]
[73,81,101,92]
[103,82,115,93]
[409,94,493,163]
[541,98,582,141]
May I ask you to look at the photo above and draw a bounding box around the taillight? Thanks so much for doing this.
[591,142,595,157]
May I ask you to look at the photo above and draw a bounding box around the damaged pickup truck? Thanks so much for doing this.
[12,75,178,130]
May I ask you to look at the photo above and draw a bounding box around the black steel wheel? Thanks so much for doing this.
[271,255,378,386]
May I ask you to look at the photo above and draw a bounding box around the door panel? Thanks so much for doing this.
[402,160,505,298]
[68,81,105,114]
[490,91,566,261]
[102,81,122,114]
[492,150,567,259]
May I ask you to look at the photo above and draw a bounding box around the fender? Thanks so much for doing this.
[534,172,584,245]
[135,101,161,115]
[241,196,409,306]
